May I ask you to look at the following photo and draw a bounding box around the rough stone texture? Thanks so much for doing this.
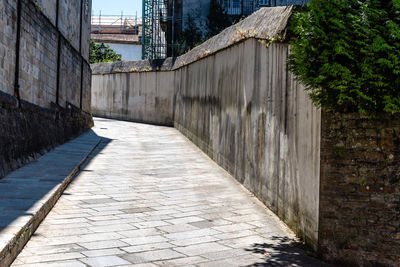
[0,0,17,96]
[59,39,82,108]
[0,92,94,179]
[19,0,58,108]
[10,117,325,267]
[319,111,400,267]
[1,0,92,108]
[58,0,81,52]
[91,71,174,126]
[31,0,57,25]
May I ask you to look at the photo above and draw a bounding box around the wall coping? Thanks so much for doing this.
[91,6,293,75]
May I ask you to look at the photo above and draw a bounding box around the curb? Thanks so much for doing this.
[0,138,102,267]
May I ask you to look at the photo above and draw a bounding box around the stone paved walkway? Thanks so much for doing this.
[12,118,327,267]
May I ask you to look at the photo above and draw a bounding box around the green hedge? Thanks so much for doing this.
[288,0,400,115]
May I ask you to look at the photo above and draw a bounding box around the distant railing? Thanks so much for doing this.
[91,12,142,34]
[220,0,309,15]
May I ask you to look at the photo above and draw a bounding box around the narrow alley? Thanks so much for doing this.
[10,118,325,266]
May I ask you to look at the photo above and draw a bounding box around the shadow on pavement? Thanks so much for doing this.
[0,129,112,243]
[245,236,331,266]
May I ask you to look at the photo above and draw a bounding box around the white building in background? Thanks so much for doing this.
[91,15,143,61]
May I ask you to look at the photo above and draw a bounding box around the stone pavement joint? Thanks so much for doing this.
[9,118,328,266]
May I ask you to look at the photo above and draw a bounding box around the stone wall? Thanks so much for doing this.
[19,0,58,107]
[318,111,400,266]
[0,0,17,96]
[0,92,93,179]
[0,0,93,178]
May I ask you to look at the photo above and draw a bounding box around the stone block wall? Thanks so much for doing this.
[0,92,93,178]
[19,0,58,107]
[0,0,93,178]
[0,0,17,96]
[319,111,400,266]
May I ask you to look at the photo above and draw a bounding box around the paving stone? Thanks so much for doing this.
[121,242,174,253]
[10,118,326,267]
[173,242,231,256]
[165,229,221,241]
[157,223,199,233]
[154,256,208,266]
[17,252,84,264]
[80,255,131,267]
[122,235,168,246]
[79,240,130,250]
[81,248,125,257]
[123,249,184,263]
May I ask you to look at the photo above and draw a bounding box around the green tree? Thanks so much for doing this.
[288,0,400,115]
[176,15,205,55]
[206,0,232,38]
[89,40,122,64]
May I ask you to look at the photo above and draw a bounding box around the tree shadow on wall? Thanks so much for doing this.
[245,236,332,267]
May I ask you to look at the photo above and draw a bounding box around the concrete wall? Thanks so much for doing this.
[92,71,174,125]
[0,0,93,178]
[91,39,321,248]
[174,40,321,248]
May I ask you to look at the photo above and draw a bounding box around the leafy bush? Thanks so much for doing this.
[89,41,122,64]
[288,0,400,115]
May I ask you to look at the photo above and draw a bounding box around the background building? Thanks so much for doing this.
[91,14,143,61]
[142,0,309,59]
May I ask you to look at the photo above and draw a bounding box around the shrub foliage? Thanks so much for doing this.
[89,41,122,64]
[288,0,400,115]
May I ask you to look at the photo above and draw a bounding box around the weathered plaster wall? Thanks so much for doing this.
[91,71,174,125]
[173,40,321,248]
[91,40,321,248]
[319,112,400,266]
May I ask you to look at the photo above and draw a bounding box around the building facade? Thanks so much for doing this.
[142,0,309,59]
[91,15,143,61]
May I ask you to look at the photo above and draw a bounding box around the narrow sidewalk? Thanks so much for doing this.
[0,130,101,265]
[11,117,327,266]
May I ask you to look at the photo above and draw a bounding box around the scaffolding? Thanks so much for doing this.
[142,0,171,59]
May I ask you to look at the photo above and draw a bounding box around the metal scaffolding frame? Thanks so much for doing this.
[142,0,171,59]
